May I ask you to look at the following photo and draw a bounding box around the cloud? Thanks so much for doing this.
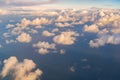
[0,9,8,15]
[6,24,15,29]
[70,66,75,72]
[84,24,99,33]
[14,17,51,30]
[53,31,79,45]
[33,41,56,55]
[5,39,16,44]
[0,44,2,48]
[31,18,51,26]
[16,32,32,43]
[99,10,105,17]
[97,10,120,27]
[89,34,120,48]
[2,8,120,49]
[0,56,42,80]
[0,0,56,6]
[42,30,55,37]
[56,15,75,22]
[55,22,72,27]
[10,18,51,35]
[60,49,65,54]
[52,28,59,33]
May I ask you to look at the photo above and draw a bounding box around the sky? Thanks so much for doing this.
[0,0,120,9]
[1,0,120,80]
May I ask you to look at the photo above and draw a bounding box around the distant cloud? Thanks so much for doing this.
[0,9,8,15]
[53,31,79,45]
[89,34,120,48]
[42,30,55,37]
[16,32,32,43]
[70,66,75,72]
[33,41,56,55]
[0,0,56,6]
[0,44,2,48]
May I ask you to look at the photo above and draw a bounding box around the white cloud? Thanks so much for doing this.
[5,39,16,44]
[42,30,55,37]
[55,22,72,27]
[15,17,51,30]
[0,56,42,80]
[97,12,120,27]
[89,34,120,48]
[99,10,105,17]
[84,24,99,33]
[0,44,2,48]
[31,18,51,26]
[98,28,109,35]
[3,32,10,38]
[70,66,75,72]
[6,24,15,29]
[56,15,75,22]
[38,48,49,55]
[52,28,59,33]
[33,41,56,55]
[53,31,79,45]
[60,49,65,54]
[28,29,38,34]
[17,18,31,28]
[16,32,32,43]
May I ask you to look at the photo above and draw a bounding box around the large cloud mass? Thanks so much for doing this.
[0,56,42,80]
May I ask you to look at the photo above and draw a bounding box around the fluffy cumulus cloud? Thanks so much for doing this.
[89,34,120,48]
[84,24,99,33]
[53,31,79,45]
[16,32,32,43]
[42,30,55,37]
[9,17,51,35]
[0,56,42,80]
[33,41,56,55]
[17,18,51,27]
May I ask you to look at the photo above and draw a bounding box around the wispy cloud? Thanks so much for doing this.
[0,0,57,6]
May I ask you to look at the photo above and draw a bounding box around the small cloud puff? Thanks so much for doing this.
[42,30,55,37]
[55,22,72,27]
[33,41,56,55]
[16,32,32,43]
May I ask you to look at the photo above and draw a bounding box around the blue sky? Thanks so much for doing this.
[57,0,120,8]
